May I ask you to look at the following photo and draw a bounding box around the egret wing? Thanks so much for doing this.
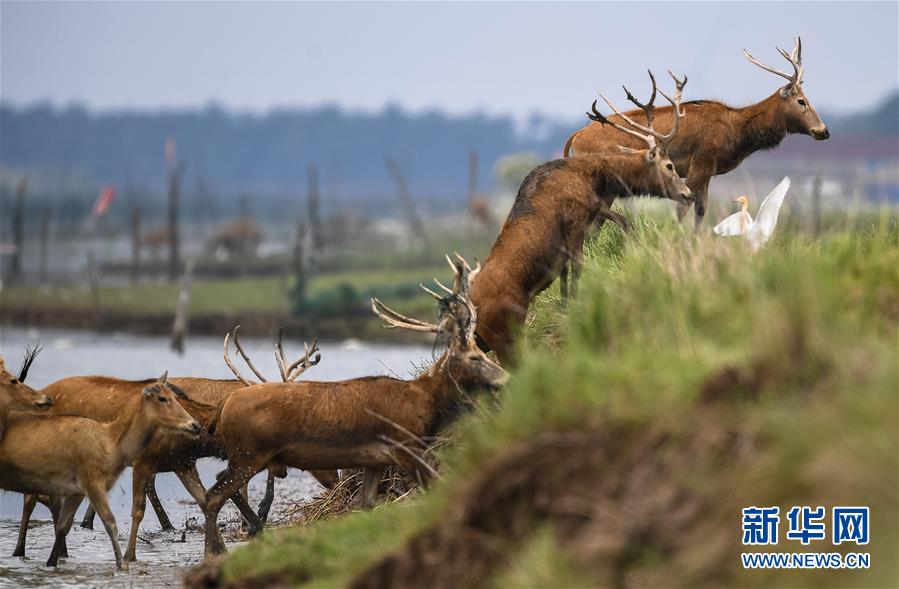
[748,176,790,244]
[713,210,753,236]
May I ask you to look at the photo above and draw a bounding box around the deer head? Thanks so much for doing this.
[588,70,693,205]
[0,348,53,412]
[372,253,508,391]
[744,37,829,140]
[139,372,201,436]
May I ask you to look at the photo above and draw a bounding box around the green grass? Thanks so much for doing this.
[0,264,454,317]
[211,210,898,588]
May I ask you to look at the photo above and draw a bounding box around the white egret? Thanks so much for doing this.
[713,177,790,251]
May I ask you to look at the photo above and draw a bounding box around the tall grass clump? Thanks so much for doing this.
[194,212,898,589]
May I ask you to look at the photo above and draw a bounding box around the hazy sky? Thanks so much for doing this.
[2,1,897,119]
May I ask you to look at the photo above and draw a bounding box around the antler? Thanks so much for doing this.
[743,37,803,88]
[275,327,321,382]
[223,325,265,386]
[18,343,42,382]
[448,253,481,343]
[588,69,687,153]
[371,298,443,332]
[223,325,322,386]
[371,252,480,343]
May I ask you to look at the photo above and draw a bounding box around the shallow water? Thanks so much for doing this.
[0,327,433,588]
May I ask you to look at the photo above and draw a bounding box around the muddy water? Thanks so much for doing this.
[0,327,433,588]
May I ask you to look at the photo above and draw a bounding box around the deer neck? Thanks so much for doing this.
[106,404,158,467]
[591,156,655,200]
[733,92,788,156]
[417,357,470,437]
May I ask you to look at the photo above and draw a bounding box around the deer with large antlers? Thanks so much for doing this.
[472,73,692,362]
[0,372,201,570]
[564,37,828,229]
[12,330,333,563]
[201,255,507,555]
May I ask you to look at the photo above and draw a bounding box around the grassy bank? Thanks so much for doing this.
[192,213,898,588]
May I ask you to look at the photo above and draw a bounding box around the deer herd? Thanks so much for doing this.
[0,37,827,570]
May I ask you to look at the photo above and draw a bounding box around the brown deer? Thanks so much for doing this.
[201,256,507,555]
[472,73,692,363]
[12,334,333,563]
[0,372,200,570]
[564,37,828,229]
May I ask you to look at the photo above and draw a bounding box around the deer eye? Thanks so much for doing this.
[158,396,169,404]
[666,163,674,171]
[9,378,17,384]
[797,99,806,107]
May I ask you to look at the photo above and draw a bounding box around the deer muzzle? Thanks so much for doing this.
[811,126,830,140]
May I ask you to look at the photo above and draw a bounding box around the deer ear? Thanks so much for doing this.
[780,84,795,98]
[156,370,168,384]
[617,146,641,154]
[167,383,189,400]
[142,385,159,398]
[0,356,5,372]
[644,150,657,163]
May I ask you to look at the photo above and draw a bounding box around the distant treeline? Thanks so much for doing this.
[0,103,570,200]
[0,91,896,207]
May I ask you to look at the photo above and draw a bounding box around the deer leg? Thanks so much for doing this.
[13,494,38,557]
[256,469,277,524]
[85,483,127,571]
[145,476,175,531]
[570,247,585,300]
[79,502,96,529]
[125,464,152,562]
[203,465,257,556]
[46,495,81,567]
[599,208,631,232]
[46,497,69,558]
[309,469,338,490]
[681,168,711,230]
[361,467,382,509]
[559,263,570,303]
[175,464,209,510]
[231,488,264,536]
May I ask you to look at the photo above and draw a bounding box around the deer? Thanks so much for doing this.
[201,255,508,555]
[472,72,692,363]
[564,37,829,230]
[11,332,334,563]
[0,372,201,570]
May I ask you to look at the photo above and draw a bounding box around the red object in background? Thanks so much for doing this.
[92,185,117,217]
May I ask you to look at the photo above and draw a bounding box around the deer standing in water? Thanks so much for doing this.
[202,256,507,555]
[0,372,200,570]
[472,73,692,363]
[564,38,828,229]
[12,332,333,563]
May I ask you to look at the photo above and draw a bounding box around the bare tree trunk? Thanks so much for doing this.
[292,221,307,312]
[8,176,27,286]
[170,259,194,355]
[385,157,430,251]
[38,207,52,286]
[167,162,187,282]
[307,165,324,251]
[130,206,142,284]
